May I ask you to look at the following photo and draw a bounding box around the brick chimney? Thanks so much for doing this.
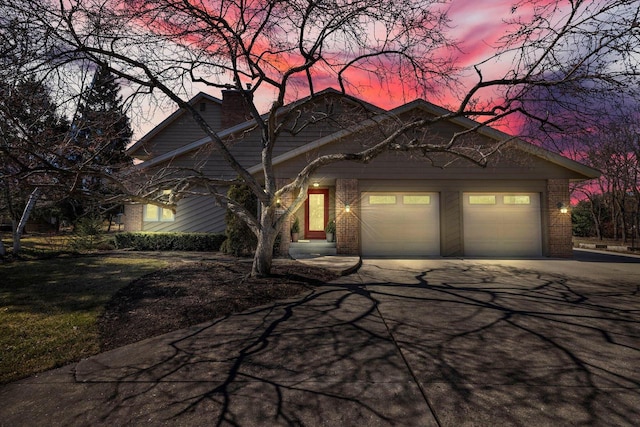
[221,88,253,129]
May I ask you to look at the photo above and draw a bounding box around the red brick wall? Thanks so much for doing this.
[336,179,359,255]
[124,204,143,232]
[547,179,573,258]
[221,90,252,129]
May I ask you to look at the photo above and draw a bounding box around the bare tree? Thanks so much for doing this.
[4,0,638,274]
[0,11,135,255]
[582,114,640,242]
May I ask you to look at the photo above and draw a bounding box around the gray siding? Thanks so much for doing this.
[168,115,357,178]
[137,99,223,158]
[274,142,586,182]
[358,179,547,193]
[143,194,226,233]
[152,95,375,179]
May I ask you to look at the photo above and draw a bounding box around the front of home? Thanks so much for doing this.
[125,88,599,259]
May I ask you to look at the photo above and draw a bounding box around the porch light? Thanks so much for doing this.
[276,198,281,208]
[345,204,351,213]
[313,181,319,187]
[557,202,568,214]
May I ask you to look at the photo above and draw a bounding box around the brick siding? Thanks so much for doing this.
[221,90,252,129]
[336,179,359,255]
[546,179,573,258]
[124,204,143,232]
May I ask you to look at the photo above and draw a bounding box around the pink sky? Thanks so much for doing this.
[135,0,544,138]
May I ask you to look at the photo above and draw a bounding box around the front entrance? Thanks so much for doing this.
[305,189,329,239]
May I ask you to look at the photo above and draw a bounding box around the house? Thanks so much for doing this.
[125,88,599,258]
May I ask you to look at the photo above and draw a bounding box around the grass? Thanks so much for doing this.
[2,233,115,260]
[0,255,167,383]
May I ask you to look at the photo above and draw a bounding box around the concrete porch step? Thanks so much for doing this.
[289,240,337,257]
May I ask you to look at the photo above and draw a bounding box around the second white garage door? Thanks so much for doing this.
[361,192,440,257]
[463,193,542,257]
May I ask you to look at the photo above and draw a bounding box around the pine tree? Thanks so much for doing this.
[69,66,133,222]
[75,65,132,169]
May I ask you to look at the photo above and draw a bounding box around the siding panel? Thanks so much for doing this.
[137,100,222,159]
[143,194,226,233]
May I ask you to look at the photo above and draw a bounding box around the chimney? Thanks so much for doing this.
[221,87,253,129]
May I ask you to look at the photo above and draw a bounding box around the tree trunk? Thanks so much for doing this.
[251,205,279,277]
[12,187,41,255]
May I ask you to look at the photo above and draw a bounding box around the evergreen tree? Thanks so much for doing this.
[221,183,258,257]
[67,66,133,222]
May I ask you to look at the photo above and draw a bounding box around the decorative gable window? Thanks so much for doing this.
[144,190,175,222]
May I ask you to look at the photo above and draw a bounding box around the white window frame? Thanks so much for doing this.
[143,190,175,222]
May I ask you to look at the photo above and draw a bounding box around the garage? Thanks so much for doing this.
[463,193,542,257]
[361,192,440,257]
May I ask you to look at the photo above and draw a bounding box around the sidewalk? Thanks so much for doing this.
[294,254,362,276]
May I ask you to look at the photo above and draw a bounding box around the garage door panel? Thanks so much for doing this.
[463,193,542,257]
[361,192,440,257]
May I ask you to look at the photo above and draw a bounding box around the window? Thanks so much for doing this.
[503,195,531,205]
[403,195,431,205]
[144,190,175,222]
[469,195,496,205]
[369,195,397,205]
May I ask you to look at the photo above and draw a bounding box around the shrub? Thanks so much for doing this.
[325,220,336,234]
[71,216,105,251]
[113,232,225,251]
[220,183,258,256]
[291,216,300,233]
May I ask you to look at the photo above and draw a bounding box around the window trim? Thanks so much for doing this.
[143,204,175,222]
[143,190,175,222]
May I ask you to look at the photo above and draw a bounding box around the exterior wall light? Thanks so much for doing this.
[557,202,568,214]
[276,198,281,208]
[313,181,319,187]
[345,204,351,213]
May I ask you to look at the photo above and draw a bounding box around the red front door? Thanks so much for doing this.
[305,189,329,239]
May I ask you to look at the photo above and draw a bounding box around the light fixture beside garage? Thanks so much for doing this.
[557,202,569,214]
[345,204,350,213]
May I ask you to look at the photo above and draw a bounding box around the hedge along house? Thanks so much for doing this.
[125,88,599,258]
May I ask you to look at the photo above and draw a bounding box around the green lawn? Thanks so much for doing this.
[0,255,167,383]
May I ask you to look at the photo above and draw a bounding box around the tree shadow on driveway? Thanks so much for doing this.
[359,261,640,426]
[0,261,638,426]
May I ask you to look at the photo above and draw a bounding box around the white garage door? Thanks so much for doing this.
[463,193,542,257]
[361,192,440,257]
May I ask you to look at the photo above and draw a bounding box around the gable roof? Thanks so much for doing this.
[132,89,600,181]
[133,87,385,170]
[127,92,222,157]
[247,99,600,180]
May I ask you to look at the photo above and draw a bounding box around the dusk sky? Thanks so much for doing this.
[135,0,553,139]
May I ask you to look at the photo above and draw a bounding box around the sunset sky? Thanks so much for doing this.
[134,0,554,139]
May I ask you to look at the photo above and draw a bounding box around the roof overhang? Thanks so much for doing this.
[133,88,385,170]
[248,99,601,181]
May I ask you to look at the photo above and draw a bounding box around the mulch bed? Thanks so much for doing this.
[98,258,338,351]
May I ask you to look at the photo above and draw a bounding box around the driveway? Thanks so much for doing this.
[1,251,639,426]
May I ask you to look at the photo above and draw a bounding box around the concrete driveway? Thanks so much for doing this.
[1,250,639,426]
